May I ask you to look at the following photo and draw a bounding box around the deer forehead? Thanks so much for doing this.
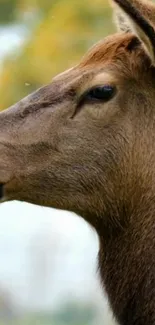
[51,33,143,96]
[79,32,135,67]
[53,67,75,81]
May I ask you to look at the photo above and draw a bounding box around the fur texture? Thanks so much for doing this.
[0,0,155,324]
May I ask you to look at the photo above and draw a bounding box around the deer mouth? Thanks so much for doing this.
[0,183,4,200]
[0,181,12,202]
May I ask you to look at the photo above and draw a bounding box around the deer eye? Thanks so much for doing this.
[86,85,116,102]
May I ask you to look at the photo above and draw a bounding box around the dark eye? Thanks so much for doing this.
[86,85,116,102]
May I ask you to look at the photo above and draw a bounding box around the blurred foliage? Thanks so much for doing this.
[0,0,115,109]
[0,0,18,23]
[0,302,96,325]
[52,302,96,324]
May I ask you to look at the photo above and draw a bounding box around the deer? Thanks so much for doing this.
[0,0,155,323]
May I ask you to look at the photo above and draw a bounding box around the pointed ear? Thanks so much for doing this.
[111,0,155,63]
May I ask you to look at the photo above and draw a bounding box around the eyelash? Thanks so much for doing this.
[78,85,116,106]
[71,85,116,118]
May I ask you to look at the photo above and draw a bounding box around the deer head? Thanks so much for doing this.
[0,1,155,221]
[0,0,155,226]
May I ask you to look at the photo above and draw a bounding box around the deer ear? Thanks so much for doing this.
[111,0,155,63]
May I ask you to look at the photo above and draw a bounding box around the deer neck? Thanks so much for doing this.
[97,201,155,325]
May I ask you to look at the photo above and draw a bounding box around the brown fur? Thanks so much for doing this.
[0,0,155,324]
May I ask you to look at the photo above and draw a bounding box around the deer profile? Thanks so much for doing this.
[0,0,155,323]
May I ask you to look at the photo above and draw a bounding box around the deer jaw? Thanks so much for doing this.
[0,31,155,223]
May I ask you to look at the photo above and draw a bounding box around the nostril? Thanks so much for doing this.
[0,183,4,199]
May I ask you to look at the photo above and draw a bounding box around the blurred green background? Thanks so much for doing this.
[0,0,115,110]
[0,1,116,325]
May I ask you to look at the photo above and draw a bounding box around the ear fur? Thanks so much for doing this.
[111,0,155,63]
